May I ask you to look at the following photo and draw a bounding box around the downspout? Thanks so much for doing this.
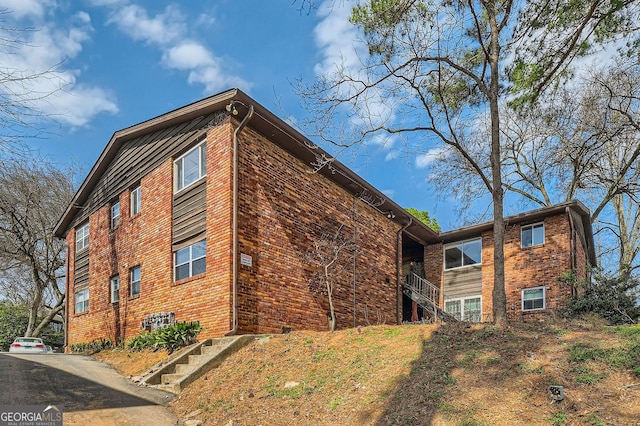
[396,218,412,324]
[566,207,577,296]
[64,244,70,353]
[225,103,254,336]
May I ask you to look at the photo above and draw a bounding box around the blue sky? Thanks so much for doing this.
[0,0,467,229]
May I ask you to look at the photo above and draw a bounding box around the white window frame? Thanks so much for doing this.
[521,222,545,248]
[522,286,546,311]
[174,240,207,281]
[445,296,482,322]
[175,141,206,192]
[75,288,89,314]
[130,186,141,216]
[111,201,121,229]
[110,276,120,303]
[444,238,482,270]
[76,222,89,252]
[130,266,141,297]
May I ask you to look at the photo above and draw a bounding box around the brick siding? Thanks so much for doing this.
[66,119,400,346]
[425,213,589,323]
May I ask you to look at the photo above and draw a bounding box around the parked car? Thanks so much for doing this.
[46,345,54,353]
[9,337,47,354]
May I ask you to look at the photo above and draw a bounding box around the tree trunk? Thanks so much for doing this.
[489,6,508,328]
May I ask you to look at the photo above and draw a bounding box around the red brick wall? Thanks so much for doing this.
[236,127,399,333]
[67,123,235,345]
[424,212,586,323]
[66,119,401,346]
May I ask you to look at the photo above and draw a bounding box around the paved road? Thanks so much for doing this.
[0,353,180,426]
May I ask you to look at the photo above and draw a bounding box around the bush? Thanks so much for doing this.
[127,321,201,353]
[70,338,117,354]
[559,268,640,325]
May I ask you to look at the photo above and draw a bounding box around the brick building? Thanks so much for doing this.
[54,89,596,347]
[422,202,596,323]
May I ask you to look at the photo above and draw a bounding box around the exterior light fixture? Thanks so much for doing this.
[225,103,239,116]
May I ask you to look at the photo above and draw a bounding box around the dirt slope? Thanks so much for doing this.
[96,321,640,425]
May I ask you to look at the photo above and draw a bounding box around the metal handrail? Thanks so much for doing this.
[403,273,458,322]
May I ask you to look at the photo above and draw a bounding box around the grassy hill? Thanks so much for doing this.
[96,319,640,425]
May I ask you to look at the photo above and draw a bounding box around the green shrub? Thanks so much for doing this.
[559,268,640,325]
[126,321,201,353]
[70,337,116,354]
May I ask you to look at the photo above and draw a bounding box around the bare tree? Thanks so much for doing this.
[0,9,65,151]
[0,157,74,337]
[297,0,638,326]
[305,223,356,331]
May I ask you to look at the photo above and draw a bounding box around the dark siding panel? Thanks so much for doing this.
[172,179,207,249]
[74,249,90,289]
[443,265,482,299]
[71,112,225,229]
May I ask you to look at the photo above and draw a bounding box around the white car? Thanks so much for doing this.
[9,337,47,354]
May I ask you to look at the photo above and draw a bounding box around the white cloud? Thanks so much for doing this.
[0,0,53,19]
[313,1,397,152]
[0,9,118,127]
[415,147,449,168]
[47,86,118,127]
[385,150,399,161]
[313,1,363,76]
[103,3,251,94]
[107,4,184,45]
[162,41,215,70]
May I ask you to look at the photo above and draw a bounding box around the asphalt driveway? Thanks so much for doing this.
[0,353,180,426]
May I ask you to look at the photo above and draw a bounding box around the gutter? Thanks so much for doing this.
[566,207,576,271]
[225,102,254,336]
[64,244,70,352]
[396,218,412,324]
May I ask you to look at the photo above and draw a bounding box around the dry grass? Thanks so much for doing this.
[95,321,640,425]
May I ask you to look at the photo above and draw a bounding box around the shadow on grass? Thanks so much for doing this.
[371,322,542,425]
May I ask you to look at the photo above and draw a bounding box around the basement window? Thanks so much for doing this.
[522,286,546,311]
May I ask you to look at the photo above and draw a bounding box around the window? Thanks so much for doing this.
[444,238,481,269]
[445,296,482,322]
[130,186,141,216]
[76,222,89,252]
[175,142,206,191]
[110,276,120,303]
[75,288,89,314]
[522,287,545,311]
[522,223,544,248]
[111,201,121,229]
[130,266,141,297]
[175,240,206,281]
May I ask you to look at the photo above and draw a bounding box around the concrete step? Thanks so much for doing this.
[187,354,207,365]
[175,362,198,375]
[201,345,224,356]
[161,373,184,385]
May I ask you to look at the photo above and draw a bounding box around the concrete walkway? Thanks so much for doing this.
[0,353,180,426]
